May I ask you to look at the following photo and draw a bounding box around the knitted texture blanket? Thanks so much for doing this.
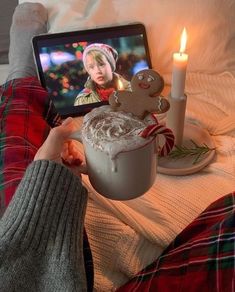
[83,72,235,291]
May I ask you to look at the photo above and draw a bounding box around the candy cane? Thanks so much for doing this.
[140,123,175,156]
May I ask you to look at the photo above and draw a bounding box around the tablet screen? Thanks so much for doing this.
[32,23,152,117]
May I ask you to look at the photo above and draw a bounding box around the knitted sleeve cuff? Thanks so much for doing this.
[0,160,88,252]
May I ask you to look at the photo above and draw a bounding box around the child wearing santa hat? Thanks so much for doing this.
[74,43,130,106]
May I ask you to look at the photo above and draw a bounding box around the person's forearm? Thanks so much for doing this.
[0,160,88,291]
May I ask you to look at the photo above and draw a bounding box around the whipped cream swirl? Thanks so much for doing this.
[82,106,154,159]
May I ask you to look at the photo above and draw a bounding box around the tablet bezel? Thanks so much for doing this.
[32,23,152,117]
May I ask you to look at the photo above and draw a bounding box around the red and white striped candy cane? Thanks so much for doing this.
[140,123,175,156]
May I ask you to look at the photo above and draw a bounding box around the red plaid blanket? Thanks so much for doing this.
[0,77,93,291]
[0,77,61,213]
[117,192,235,292]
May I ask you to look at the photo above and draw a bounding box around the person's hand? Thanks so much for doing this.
[34,117,86,175]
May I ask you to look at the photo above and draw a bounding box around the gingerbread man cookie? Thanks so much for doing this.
[109,69,170,119]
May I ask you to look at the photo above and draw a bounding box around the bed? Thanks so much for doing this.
[1,0,235,291]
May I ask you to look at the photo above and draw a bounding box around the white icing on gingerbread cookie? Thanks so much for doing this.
[109,69,170,119]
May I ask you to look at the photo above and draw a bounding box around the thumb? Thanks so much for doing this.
[50,117,78,142]
[34,117,79,162]
[61,117,79,137]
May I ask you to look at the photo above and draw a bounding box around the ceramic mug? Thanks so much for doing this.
[70,120,174,201]
[71,106,174,200]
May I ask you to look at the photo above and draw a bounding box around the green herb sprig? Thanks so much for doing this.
[169,140,215,165]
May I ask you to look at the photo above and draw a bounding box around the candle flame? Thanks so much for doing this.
[179,27,187,53]
[117,79,124,90]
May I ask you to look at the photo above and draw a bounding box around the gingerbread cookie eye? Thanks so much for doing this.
[147,75,154,82]
[137,73,144,80]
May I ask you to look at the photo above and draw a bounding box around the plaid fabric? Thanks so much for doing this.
[117,192,235,292]
[0,77,93,291]
[0,77,61,214]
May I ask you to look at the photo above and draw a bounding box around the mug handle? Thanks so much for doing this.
[69,131,82,142]
[140,123,175,156]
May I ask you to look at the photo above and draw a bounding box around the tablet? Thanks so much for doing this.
[32,23,152,117]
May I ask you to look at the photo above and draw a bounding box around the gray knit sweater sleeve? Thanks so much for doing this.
[0,160,88,292]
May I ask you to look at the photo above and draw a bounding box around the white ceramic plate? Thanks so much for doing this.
[158,123,216,176]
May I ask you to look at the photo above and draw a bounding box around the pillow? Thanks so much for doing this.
[19,0,235,75]
[0,0,18,64]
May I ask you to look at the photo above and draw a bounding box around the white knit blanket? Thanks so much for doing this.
[83,72,235,291]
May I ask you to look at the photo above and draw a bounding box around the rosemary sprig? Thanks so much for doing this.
[169,139,215,165]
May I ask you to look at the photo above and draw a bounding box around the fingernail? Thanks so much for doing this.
[62,117,73,126]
